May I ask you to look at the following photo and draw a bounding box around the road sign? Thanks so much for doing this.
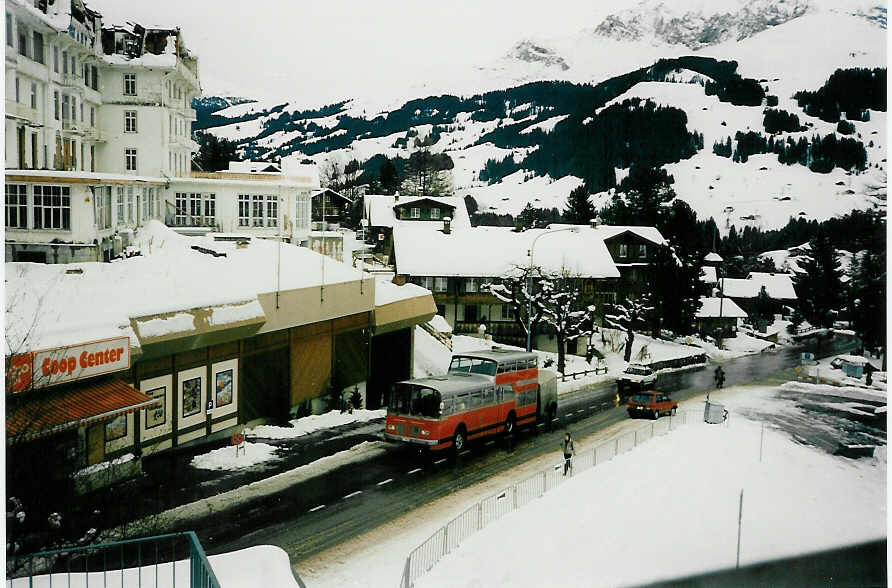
[801,352,814,361]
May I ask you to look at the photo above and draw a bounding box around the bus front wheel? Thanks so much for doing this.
[453,426,467,454]
[504,412,516,436]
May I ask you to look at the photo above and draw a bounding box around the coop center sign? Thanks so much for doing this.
[10,337,131,392]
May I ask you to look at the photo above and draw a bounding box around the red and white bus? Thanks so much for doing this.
[385,349,557,452]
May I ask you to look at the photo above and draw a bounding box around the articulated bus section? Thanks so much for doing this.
[385,348,558,452]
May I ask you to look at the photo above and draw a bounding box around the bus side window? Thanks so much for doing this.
[526,359,537,370]
[497,363,508,374]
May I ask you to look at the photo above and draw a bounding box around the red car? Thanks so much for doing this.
[627,391,677,420]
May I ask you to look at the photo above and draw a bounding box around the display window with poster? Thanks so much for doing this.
[210,358,238,432]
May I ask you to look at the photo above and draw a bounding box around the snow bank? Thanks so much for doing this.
[73,453,135,478]
[190,442,279,471]
[417,410,886,587]
[8,544,300,588]
[245,409,385,440]
[780,381,887,404]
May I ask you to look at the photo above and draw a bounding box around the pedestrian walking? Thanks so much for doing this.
[561,432,576,476]
[714,365,725,389]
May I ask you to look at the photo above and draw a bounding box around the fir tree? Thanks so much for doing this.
[793,231,844,328]
[563,185,595,225]
[849,250,886,352]
[379,158,400,195]
[648,246,705,335]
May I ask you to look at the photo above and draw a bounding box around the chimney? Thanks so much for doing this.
[443,216,452,234]
[394,191,399,203]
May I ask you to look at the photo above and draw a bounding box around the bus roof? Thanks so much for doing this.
[398,373,493,395]
[452,348,538,364]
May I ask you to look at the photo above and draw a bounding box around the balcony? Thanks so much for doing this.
[58,72,84,88]
[61,119,85,134]
[5,100,39,122]
[169,134,199,151]
[110,91,164,106]
[84,126,107,142]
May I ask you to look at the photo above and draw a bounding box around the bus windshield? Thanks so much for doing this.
[389,384,442,418]
[448,356,497,377]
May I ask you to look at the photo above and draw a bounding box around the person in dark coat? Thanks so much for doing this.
[561,432,576,476]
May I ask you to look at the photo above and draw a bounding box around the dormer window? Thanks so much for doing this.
[619,244,628,258]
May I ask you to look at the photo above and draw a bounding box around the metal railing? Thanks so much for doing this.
[399,410,697,588]
[560,366,608,381]
[7,531,220,588]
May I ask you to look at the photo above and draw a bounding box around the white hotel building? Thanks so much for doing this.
[5,0,317,263]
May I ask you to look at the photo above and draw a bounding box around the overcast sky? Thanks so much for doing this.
[87,0,610,106]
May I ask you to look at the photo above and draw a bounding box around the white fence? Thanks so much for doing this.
[398,410,698,587]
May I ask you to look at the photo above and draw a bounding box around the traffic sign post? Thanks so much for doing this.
[232,432,246,457]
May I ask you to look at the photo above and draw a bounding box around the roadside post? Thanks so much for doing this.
[232,432,246,457]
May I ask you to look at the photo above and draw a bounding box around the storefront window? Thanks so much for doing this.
[105,413,127,441]
[181,377,201,418]
[215,369,233,408]
[145,386,166,428]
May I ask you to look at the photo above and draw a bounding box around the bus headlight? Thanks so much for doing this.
[387,424,395,431]
[421,429,430,436]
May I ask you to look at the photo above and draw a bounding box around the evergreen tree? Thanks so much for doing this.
[793,231,844,327]
[563,185,595,225]
[849,250,886,352]
[379,158,400,195]
[401,147,453,196]
[602,165,676,227]
[648,246,705,335]
[194,132,237,172]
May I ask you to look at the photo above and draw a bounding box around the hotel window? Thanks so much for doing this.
[17,24,27,57]
[295,194,310,229]
[499,304,514,321]
[116,187,125,222]
[90,106,95,126]
[5,184,28,229]
[90,65,98,90]
[61,50,67,74]
[266,195,278,227]
[141,188,149,221]
[639,244,647,258]
[434,277,448,292]
[123,73,136,96]
[124,110,137,132]
[175,193,188,226]
[619,244,628,258]
[94,186,111,230]
[431,207,440,219]
[420,277,434,290]
[252,195,264,227]
[31,31,43,64]
[32,185,70,230]
[126,186,134,222]
[204,194,216,226]
[53,45,58,72]
[5,12,11,47]
[238,194,250,227]
[30,83,36,109]
[189,192,202,221]
[410,207,421,219]
[15,77,19,102]
[53,91,59,120]
[125,148,137,172]
[465,278,478,293]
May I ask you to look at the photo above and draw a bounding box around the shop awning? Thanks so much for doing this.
[7,379,159,444]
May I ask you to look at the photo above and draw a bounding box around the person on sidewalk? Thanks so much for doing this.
[561,432,576,476]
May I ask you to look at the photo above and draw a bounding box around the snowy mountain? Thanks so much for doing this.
[593,0,809,48]
[195,0,886,235]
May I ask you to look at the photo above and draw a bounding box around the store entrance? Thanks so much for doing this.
[241,348,290,425]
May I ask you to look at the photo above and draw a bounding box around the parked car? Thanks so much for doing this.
[628,392,677,420]
[617,363,657,398]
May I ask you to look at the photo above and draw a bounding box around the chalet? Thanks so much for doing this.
[720,272,798,316]
[311,188,353,229]
[363,194,471,264]
[695,296,748,338]
[392,224,622,349]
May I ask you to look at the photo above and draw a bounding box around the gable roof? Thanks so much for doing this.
[720,273,797,300]
[696,297,748,319]
[393,197,456,211]
[393,226,620,279]
[546,224,667,246]
[704,252,723,263]
[364,194,471,230]
[312,188,353,205]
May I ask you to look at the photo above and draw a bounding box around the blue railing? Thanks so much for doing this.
[7,531,220,588]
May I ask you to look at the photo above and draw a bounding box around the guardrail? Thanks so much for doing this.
[6,531,220,588]
[560,366,608,381]
[398,410,698,587]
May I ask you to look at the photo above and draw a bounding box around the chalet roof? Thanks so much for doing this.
[704,252,724,263]
[546,224,667,246]
[720,272,797,300]
[364,194,471,230]
[312,188,353,204]
[696,297,748,319]
[392,196,456,210]
[393,226,620,279]
[700,266,718,284]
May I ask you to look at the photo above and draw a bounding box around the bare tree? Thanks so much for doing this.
[604,295,655,363]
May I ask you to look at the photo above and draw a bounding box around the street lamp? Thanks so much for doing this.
[526,226,580,352]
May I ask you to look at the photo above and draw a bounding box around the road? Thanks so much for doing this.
[194,334,858,564]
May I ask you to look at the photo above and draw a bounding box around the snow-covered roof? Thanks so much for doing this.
[704,252,723,263]
[720,273,797,300]
[700,266,718,284]
[745,273,798,300]
[364,194,471,230]
[228,161,281,173]
[546,224,667,246]
[426,314,453,334]
[696,297,748,319]
[5,221,369,353]
[393,226,621,278]
[374,279,431,306]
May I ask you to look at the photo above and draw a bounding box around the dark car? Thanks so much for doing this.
[627,391,677,420]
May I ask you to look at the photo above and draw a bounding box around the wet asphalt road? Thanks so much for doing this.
[189,333,865,565]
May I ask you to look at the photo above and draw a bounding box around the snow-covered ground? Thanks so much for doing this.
[191,442,279,471]
[296,383,886,588]
[245,409,386,440]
